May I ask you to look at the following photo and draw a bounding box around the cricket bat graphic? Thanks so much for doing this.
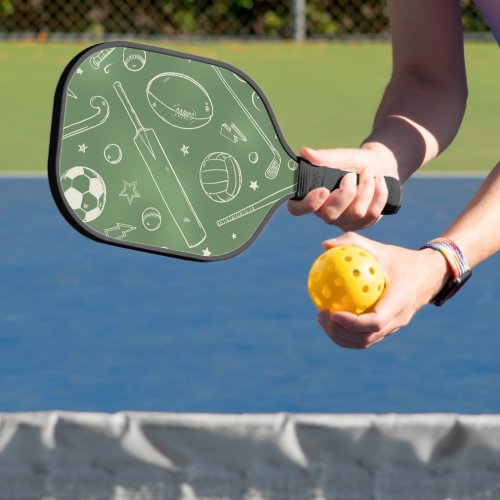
[113,81,206,248]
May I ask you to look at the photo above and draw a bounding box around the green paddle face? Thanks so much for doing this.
[50,41,402,261]
[49,41,299,261]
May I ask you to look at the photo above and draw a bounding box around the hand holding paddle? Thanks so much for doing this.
[289,146,400,231]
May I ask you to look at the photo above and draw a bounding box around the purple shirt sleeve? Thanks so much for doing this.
[473,0,500,45]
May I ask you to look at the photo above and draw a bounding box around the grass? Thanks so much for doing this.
[0,40,497,172]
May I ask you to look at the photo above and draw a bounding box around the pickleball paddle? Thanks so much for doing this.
[48,41,401,261]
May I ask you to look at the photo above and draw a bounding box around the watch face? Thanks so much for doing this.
[432,269,472,306]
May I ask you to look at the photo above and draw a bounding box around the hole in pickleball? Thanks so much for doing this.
[313,294,322,307]
[344,256,352,262]
[362,285,369,293]
[356,306,366,314]
[352,269,360,277]
[313,271,322,282]
[369,267,376,275]
[342,295,351,304]
[359,251,367,257]
[322,286,332,299]
[334,277,344,287]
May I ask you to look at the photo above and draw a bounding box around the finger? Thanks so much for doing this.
[364,174,389,222]
[288,187,330,216]
[322,231,369,250]
[322,326,366,349]
[315,172,357,223]
[344,164,376,220]
[330,316,391,349]
[331,336,365,349]
[330,311,384,335]
[319,311,371,349]
[299,147,367,171]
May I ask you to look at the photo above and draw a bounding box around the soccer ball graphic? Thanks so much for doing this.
[61,166,106,222]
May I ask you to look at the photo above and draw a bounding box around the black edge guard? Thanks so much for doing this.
[292,158,402,215]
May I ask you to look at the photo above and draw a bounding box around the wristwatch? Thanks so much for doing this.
[421,238,472,306]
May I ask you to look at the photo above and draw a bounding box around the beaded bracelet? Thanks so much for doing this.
[420,237,472,306]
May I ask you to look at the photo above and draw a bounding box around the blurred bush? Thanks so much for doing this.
[0,0,490,38]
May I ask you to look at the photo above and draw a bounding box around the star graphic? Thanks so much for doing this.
[119,180,141,205]
[78,143,88,153]
[249,180,259,191]
[202,248,212,257]
[231,233,237,240]
[180,144,189,156]
[76,67,83,75]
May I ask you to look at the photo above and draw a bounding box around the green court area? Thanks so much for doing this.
[0,40,497,173]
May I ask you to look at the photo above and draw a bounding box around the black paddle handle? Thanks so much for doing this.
[293,158,402,215]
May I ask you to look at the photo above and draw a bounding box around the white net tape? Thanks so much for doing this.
[0,412,500,499]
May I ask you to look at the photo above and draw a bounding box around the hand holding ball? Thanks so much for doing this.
[308,245,385,314]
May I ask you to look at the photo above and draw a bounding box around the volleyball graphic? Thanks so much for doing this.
[61,166,106,222]
[199,152,242,203]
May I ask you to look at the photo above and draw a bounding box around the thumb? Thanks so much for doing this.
[322,231,370,250]
[299,147,365,170]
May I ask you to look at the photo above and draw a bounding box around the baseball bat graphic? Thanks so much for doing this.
[113,81,206,248]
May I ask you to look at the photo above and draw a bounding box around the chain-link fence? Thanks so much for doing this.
[0,0,491,40]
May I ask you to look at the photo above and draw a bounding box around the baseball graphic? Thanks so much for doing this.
[288,159,299,171]
[249,152,259,164]
[123,49,147,72]
[61,166,106,222]
[104,144,123,164]
[142,207,162,231]
[199,152,242,203]
[146,73,213,130]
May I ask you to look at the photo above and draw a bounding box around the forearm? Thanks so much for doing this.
[361,0,467,183]
[441,162,500,267]
[362,73,467,182]
[414,163,500,306]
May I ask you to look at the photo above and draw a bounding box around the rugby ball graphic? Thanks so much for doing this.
[146,72,214,130]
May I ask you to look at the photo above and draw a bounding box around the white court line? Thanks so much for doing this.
[414,170,487,178]
[0,171,47,178]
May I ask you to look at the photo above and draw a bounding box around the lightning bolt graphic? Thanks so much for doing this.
[220,123,247,144]
[105,223,137,240]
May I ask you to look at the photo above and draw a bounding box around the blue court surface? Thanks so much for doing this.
[0,176,498,413]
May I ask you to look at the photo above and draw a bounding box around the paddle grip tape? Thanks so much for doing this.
[293,158,402,215]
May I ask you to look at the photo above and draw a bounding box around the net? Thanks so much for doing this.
[1,412,500,499]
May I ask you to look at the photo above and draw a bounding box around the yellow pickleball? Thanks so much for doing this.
[308,245,385,314]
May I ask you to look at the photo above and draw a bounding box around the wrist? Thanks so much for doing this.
[361,141,399,178]
[418,248,452,302]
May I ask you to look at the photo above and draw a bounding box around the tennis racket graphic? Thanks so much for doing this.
[49,41,402,261]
